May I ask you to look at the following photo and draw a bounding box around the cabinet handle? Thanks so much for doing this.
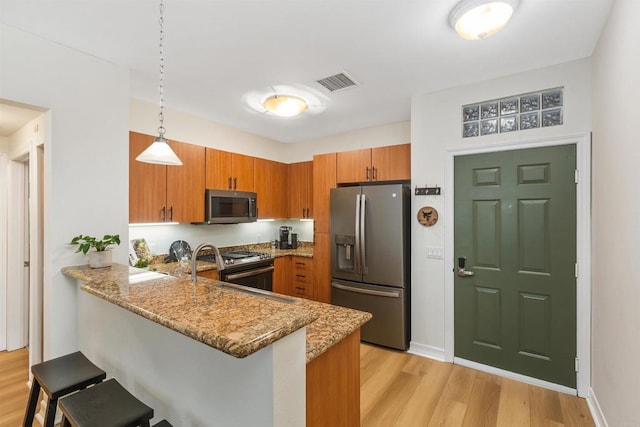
[228,177,232,190]
[373,167,377,181]
[234,177,237,190]
[161,206,166,222]
[169,206,173,221]
[302,208,305,218]
[365,167,370,180]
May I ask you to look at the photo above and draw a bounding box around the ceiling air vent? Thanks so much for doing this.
[315,72,358,92]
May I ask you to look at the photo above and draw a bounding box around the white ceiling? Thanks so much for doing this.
[0,103,43,137]
[0,0,613,143]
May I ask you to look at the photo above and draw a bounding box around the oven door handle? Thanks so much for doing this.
[224,266,275,281]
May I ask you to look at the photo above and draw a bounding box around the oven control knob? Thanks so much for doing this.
[225,259,234,265]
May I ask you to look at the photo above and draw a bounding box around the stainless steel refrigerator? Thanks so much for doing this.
[330,184,410,350]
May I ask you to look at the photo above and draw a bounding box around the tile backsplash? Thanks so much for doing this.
[129,220,314,255]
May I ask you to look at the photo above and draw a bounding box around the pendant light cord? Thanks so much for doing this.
[158,0,166,138]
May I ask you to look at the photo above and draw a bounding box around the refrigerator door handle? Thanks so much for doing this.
[354,194,362,275]
[332,282,400,298]
[360,193,368,274]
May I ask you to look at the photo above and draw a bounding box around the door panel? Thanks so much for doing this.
[454,144,577,388]
[330,187,361,282]
[362,184,407,288]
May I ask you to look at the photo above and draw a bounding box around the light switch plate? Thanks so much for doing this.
[426,246,444,259]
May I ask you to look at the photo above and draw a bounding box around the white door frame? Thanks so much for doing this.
[0,153,7,351]
[443,133,591,398]
[29,144,44,367]
[7,157,29,351]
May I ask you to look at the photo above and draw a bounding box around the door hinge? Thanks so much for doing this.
[575,357,579,372]
[575,263,579,278]
[575,169,579,184]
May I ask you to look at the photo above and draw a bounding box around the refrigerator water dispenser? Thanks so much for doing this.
[335,234,356,272]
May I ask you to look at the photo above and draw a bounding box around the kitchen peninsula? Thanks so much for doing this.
[62,263,371,426]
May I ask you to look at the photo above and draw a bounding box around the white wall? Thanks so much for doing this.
[410,59,592,358]
[591,1,640,425]
[130,98,287,162]
[0,24,130,359]
[284,121,411,162]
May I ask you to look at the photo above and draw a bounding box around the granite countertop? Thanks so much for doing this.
[62,263,371,363]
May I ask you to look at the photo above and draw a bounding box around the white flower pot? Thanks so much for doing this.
[88,250,112,268]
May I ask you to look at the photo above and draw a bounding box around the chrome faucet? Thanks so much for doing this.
[191,243,225,283]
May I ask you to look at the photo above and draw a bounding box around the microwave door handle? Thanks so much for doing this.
[360,193,367,274]
[354,194,361,275]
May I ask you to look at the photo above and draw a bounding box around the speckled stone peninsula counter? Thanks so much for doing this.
[63,262,371,426]
[62,263,371,362]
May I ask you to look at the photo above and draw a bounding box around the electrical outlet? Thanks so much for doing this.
[426,246,444,259]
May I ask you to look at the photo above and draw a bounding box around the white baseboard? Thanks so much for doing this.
[407,341,445,362]
[587,387,608,427]
[454,357,577,395]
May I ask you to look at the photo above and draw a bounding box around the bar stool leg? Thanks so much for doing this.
[22,380,41,427]
[43,397,58,427]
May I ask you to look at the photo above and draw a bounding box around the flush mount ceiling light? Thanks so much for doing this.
[244,84,326,119]
[262,95,308,118]
[136,0,182,166]
[449,0,520,40]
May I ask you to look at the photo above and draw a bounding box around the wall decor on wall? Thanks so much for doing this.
[462,87,563,138]
[417,206,438,227]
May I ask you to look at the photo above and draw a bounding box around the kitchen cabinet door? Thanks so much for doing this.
[273,256,291,295]
[205,148,232,190]
[231,153,255,192]
[166,140,206,223]
[312,232,331,304]
[288,161,313,219]
[336,148,371,184]
[129,132,168,223]
[205,149,255,191]
[312,153,336,234]
[371,143,411,181]
[336,144,411,184]
[254,158,288,219]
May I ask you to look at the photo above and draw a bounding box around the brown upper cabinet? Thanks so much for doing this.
[288,161,313,219]
[336,143,410,184]
[312,153,337,235]
[129,131,205,223]
[205,148,255,192]
[254,158,289,219]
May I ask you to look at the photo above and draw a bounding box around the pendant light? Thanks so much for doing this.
[449,0,520,41]
[136,0,182,166]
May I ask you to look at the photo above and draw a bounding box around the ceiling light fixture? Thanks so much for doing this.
[262,95,308,118]
[449,0,520,41]
[136,0,182,166]
[243,84,327,118]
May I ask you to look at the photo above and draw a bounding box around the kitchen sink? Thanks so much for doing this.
[218,283,296,304]
[128,268,170,284]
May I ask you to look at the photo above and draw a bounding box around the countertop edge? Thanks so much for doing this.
[62,264,320,359]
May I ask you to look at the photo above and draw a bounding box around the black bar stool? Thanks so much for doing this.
[59,378,154,427]
[23,351,106,427]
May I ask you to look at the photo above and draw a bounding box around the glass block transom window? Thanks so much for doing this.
[462,88,563,138]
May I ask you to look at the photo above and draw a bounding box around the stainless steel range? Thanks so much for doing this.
[198,250,274,291]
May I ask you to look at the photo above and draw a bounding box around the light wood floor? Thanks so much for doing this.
[360,344,594,426]
[1,346,594,427]
[0,348,30,427]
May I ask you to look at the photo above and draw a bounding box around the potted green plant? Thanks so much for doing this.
[70,234,121,268]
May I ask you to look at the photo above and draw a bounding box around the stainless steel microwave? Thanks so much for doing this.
[204,189,258,224]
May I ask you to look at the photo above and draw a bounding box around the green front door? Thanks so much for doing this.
[454,145,577,388]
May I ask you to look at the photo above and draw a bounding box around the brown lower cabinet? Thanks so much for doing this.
[307,329,361,427]
[197,269,219,280]
[272,256,291,295]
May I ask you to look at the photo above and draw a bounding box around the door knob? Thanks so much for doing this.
[457,256,475,277]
